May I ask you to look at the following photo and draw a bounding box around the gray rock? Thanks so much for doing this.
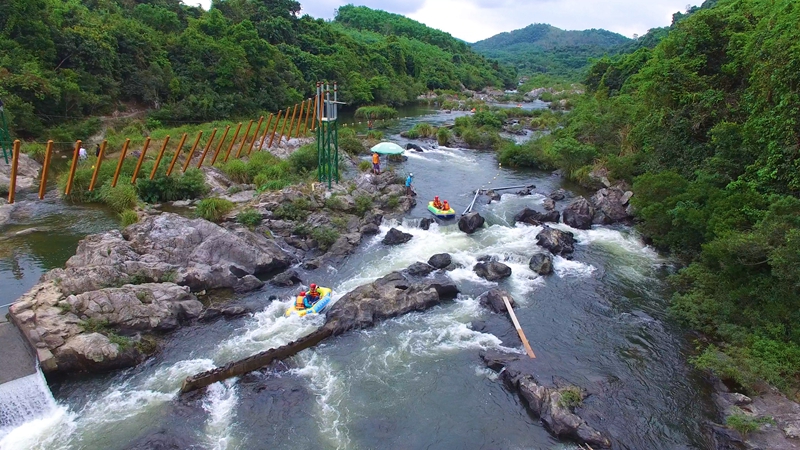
[536,226,575,256]
[486,190,502,202]
[562,197,595,230]
[529,253,554,275]
[419,218,434,230]
[405,262,435,277]
[549,189,567,201]
[428,253,452,269]
[515,208,560,225]
[360,223,380,235]
[474,261,512,281]
[0,152,41,192]
[458,212,485,234]
[382,228,413,245]
[591,187,633,225]
[542,198,556,211]
[478,289,515,313]
[270,269,303,287]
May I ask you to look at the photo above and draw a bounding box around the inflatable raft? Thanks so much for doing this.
[428,201,456,219]
[285,287,332,317]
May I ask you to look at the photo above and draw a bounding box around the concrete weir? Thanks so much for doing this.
[181,268,459,394]
[0,321,37,386]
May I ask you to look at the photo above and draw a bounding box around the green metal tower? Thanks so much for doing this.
[0,99,11,164]
[316,82,340,188]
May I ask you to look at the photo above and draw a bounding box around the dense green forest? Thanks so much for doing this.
[500,0,800,394]
[0,0,515,140]
[471,24,629,79]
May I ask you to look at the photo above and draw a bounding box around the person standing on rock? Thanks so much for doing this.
[372,151,381,175]
[405,172,414,196]
[95,143,101,157]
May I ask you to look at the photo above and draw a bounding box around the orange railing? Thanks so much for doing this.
[4,97,325,204]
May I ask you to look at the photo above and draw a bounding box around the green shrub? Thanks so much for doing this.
[107,332,132,349]
[366,130,384,140]
[339,128,366,155]
[324,196,345,211]
[403,128,420,139]
[101,184,139,212]
[236,208,262,228]
[220,159,250,184]
[354,105,398,120]
[288,143,318,173]
[21,142,47,163]
[196,198,235,222]
[135,167,209,203]
[725,408,773,436]
[119,209,139,227]
[387,195,400,209]
[558,387,583,410]
[311,226,339,251]
[80,318,110,333]
[355,195,372,217]
[358,160,372,172]
[292,224,311,237]
[411,122,435,137]
[437,128,451,146]
[274,199,310,221]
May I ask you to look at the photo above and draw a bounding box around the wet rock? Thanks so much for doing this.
[199,307,222,322]
[515,208,559,225]
[54,332,142,374]
[359,223,380,235]
[406,143,425,152]
[591,186,633,225]
[529,253,554,275]
[458,212,485,234]
[220,305,248,317]
[474,261,512,282]
[419,218,434,230]
[706,422,746,450]
[481,350,611,449]
[536,226,575,256]
[322,270,459,336]
[542,198,556,211]
[405,262,435,277]
[486,190,502,202]
[516,187,534,196]
[549,189,567,201]
[382,228,413,245]
[478,289,515,313]
[562,197,595,230]
[428,253,452,269]
[270,269,303,287]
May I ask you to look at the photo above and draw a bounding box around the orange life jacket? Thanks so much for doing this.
[295,296,305,309]
[443,201,450,210]
[372,153,379,164]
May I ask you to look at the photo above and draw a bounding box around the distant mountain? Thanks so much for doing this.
[471,24,630,79]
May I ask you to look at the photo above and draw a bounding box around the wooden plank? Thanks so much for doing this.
[502,296,536,359]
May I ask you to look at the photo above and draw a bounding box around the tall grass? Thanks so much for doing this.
[354,105,398,120]
[196,198,235,222]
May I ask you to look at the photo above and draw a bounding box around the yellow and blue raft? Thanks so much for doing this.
[428,201,455,219]
[285,287,332,317]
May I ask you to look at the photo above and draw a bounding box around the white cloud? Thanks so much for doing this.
[182,0,700,43]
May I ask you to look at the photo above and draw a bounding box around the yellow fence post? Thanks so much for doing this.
[311,90,319,131]
[88,140,107,191]
[7,140,20,204]
[223,122,242,163]
[150,135,170,180]
[112,139,130,187]
[38,140,53,200]
[247,116,264,156]
[167,133,188,176]
[183,131,203,173]
[235,120,254,159]
[292,101,305,138]
[257,114,273,153]
[277,106,295,146]
[303,99,312,135]
[197,128,218,168]
[267,111,283,148]
[131,137,151,184]
[64,140,82,196]
[210,125,230,165]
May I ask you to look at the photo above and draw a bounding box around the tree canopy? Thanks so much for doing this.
[0,0,515,139]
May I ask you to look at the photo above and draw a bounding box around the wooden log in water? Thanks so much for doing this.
[502,296,536,359]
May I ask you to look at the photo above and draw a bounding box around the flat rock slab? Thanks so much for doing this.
[0,322,37,385]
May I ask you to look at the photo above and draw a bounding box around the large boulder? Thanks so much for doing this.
[562,197,595,230]
[474,261,512,282]
[481,351,611,448]
[536,226,575,256]
[529,253,554,275]
[478,289,516,313]
[514,208,559,225]
[428,253,452,269]
[270,269,303,287]
[591,186,633,225]
[0,152,41,192]
[458,212,485,234]
[382,228,413,245]
[405,262,435,277]
[322,269,459,335]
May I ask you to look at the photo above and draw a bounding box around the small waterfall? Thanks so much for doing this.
[0,368,57,440]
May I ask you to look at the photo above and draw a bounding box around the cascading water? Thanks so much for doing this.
[0,369,60,443]
[0,109,717,450]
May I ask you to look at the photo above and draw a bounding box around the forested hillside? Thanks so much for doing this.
[500,0,800,393]
[471,24,629,79]
[0,0,514,140]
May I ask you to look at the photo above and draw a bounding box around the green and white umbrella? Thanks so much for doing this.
[370,142,405,155]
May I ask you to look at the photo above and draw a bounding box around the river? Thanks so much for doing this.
[0,106,717,449]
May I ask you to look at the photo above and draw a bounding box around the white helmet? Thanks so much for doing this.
[409,173,413,177]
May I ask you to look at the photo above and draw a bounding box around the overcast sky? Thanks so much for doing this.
[183,0,700,42]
